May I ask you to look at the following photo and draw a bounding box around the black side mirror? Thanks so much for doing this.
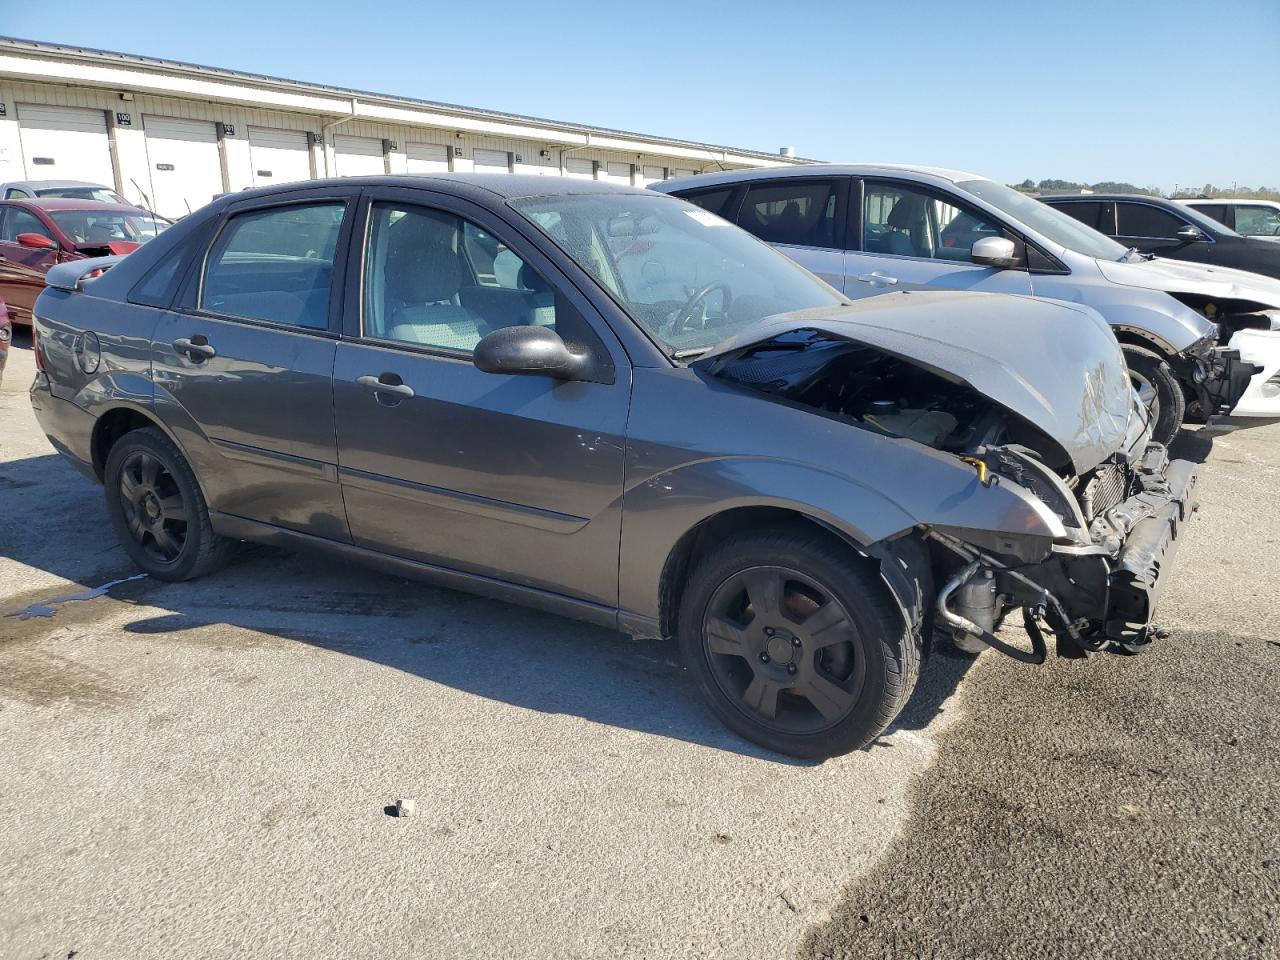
[1175,224,1209,243]
[473,325,589,380]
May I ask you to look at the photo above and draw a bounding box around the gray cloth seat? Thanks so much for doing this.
[380,220,487,349]
[885,195,928,257]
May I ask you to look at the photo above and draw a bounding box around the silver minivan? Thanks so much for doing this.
[654,165,1280,441]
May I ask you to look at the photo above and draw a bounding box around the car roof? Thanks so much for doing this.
[1182,197,1280,206]
[652,163,988,192]
[214,173,663,208]
[0,179,110,191]
[0,197,146,213]
[1041,194,1169,203]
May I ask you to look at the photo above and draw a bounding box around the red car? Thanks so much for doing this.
[0,198,166,327]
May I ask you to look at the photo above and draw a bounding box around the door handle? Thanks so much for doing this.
[172,336,216,361]
[357,374,415,400]
[855,272,899,287]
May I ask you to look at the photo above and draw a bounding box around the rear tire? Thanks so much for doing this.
[1123,345,1185,446]
[104,427,232,581]
[676,526,918,759]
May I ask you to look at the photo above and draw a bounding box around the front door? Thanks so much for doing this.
[153,190,355,540]
[0,205,62,324]
[333,189,630,608]
[844,179,1035,300]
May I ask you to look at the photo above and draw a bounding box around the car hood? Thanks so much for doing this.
[1097,255,1280,320]
[695,290,1135,474]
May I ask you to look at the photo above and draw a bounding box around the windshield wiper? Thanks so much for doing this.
[673,347,711,360]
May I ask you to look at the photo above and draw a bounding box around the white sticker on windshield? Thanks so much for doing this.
[685,209,726,227]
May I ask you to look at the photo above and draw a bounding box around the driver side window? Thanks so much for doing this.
[362,202,558,354]
[862,182,1006,262]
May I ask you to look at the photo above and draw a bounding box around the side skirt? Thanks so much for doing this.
[210,511,622,633]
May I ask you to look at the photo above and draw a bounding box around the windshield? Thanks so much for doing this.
[48,209,167,245]
[956,179,1130,261]
[509,193,845,356]
[1233,205,1280,238]
[37,186,130,204]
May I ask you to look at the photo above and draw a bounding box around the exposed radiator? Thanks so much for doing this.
[1083,460,1131,520]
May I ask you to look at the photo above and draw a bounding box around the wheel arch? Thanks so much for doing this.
[654,506,926,645]
[90,403,172,481]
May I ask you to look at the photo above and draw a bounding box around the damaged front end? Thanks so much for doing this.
[695,301,1199,661]
[930,439,1197,659]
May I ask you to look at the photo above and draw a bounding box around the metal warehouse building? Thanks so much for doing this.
[0,37,806,219]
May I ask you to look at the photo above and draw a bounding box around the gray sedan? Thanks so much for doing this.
[30,175,1195,758]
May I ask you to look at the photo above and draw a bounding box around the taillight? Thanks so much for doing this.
[32,332,44,371]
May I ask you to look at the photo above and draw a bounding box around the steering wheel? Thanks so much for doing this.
[669,280,733,337]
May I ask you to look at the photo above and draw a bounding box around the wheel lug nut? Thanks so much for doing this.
[787,664,797,675]
[791,636,801,647]
[764,627,774,636]
[759,653,770,663]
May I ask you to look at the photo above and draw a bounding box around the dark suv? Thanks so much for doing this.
[1040,193,1280,280]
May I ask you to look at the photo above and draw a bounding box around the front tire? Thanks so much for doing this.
[1123,345,1185,446]
[104,427,232,581]
[676,526,918,759]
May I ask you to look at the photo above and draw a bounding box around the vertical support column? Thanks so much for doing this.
[384,138,406,175]
[217,119,252,193]
[109,110,153,209]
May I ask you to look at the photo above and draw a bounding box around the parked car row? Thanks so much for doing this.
[29,165,1272,758]
[653,166,1280,433]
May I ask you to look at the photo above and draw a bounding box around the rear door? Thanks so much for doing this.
[152,186,357,540]
[844,178,1034,300]
[733,177,850,290]
[331,186,630,608]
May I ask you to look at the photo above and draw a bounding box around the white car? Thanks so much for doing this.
[1181,199,1280,243]
[655,165,1280,435]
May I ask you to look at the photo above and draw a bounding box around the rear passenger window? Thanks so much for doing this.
[201,202,345,329]
[1116,203,1187,240]
[363,202,557,354]
[738,180,840,248]
[1051,201,1106,232]
[680,188,735,218]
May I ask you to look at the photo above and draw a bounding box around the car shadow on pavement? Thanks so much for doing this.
[2,446,969,765]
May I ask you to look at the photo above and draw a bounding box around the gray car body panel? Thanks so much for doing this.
[651,165,1219,353]
[27,175,1161,642]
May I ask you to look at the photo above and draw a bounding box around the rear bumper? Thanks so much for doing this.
[30,376,98,481]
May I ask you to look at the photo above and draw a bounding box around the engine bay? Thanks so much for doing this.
[705,329,1071,471]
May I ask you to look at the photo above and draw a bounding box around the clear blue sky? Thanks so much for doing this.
[6,0,1278,191]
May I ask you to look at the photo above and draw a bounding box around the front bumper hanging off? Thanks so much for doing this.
[936,443,1198,659]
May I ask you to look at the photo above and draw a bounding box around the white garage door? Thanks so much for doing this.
[638,165,665,187]
[16,104,115,186]
[672,168,697,179]
[144,116,223,218]
[406,143,449,174]
[334,136,385,177]
[563,158,594,180]
[603,161,632,185]
[249,127,312,187]
[473,149,511,174]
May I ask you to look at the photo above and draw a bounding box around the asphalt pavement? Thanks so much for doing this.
[1,333,1277,959]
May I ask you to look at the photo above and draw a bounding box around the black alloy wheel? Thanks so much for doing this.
[104,427,232,581]
[702,565,865,735]
[677,526,917,759]
[117,449,188,564]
